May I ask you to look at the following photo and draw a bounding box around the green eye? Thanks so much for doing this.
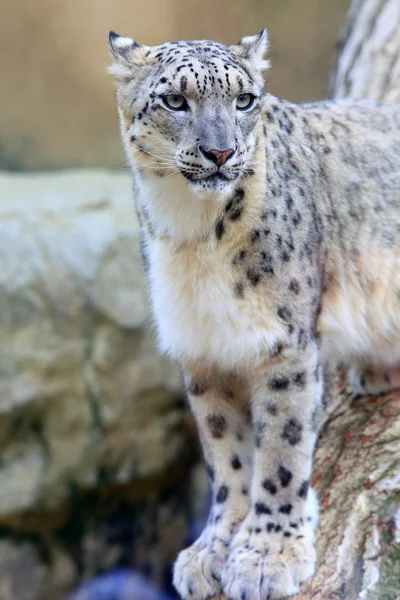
[163,94,188,111]
[236,93,255,111]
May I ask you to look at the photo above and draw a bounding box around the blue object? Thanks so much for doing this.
[67,569,175,600]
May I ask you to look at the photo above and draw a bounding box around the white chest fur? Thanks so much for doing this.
[147,238,284,370]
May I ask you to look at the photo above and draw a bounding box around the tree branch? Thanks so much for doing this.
[328,0,400,104]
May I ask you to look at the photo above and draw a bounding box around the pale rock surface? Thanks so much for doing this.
[0,169,184,516]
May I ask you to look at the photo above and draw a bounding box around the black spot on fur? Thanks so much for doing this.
[231,455,242,470]
[277,306,292,322]
[292,371,306,388]
[233,249,247,264]
[280,250,290,262]
[262,263,274,276]
[207,413,227,439]
[246,267,261,286]
[270,341,283,358]
[226,188,245,220]
[255,420,267,448]
[269,376,289,391]
[255,502,272,516]
[266,522,275,532]
[236,429,244,442]
[188,380,208,395]
[206,463,215,482]
[180,76,188,93]
[233,281,245,298]
[298,480,309,498]
[289,279,300,294]
[279,503,292,514]
[292,210,301,227]
[285,194,294,210]
[266,401,278,415]
[139,231,150,273]
[262,478,277,495]
[298,328,308,350]
[216,485,229,503]
[282,418,303,445]
[215,219,225,240]
[278,466,293,487]
[228,204,243,220]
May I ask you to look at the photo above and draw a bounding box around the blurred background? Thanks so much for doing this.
[0,1,348,599]
[1,0,349,171]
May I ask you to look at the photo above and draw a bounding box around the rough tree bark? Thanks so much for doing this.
[213,1,400,598]
[328,0,400,104]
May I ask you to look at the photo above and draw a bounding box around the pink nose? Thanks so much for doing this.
[200,147,235,166]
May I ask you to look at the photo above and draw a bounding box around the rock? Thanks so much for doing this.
[0,169,207,600]
[0,462,207,600]
[0,169,184,515]
[0,541,48,600]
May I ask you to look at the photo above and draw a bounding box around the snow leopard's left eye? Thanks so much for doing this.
[236,93,256,111]
[162,94,188,111]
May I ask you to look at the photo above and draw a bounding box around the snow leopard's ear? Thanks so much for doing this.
[107,31,150,79]
[232,29,270,73]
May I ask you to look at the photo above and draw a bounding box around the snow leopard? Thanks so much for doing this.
[108,29,400,600]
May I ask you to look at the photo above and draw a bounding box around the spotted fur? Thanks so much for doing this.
[109,29,400,600]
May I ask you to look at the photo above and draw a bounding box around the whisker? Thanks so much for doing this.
[251,141,264,151]
[114,161,131,169]
[141,164,179,171]
[135,148,176,161]
[158,143,178,151]
[163,170,181,180]
[143,161,177,167]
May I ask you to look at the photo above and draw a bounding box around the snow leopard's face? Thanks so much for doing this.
[109,32,268,195]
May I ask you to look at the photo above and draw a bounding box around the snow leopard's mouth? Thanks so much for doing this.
[180,170,235,184]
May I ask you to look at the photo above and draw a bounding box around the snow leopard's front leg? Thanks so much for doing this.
[222,343,322,600]
[173,366,252,600]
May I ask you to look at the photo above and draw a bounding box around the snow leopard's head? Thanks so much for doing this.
[108,31,268,196]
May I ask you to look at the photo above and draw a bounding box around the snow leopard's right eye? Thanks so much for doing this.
[162,94,188,111]
[236,93,256,111]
